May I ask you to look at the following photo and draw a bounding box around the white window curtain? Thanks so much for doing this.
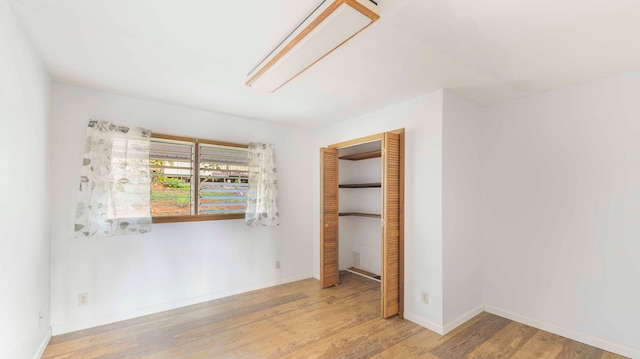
[245,143,279,226]
[74,120,152,238]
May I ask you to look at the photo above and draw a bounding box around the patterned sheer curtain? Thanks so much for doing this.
[245,143,279,226]
[74,120,152,238]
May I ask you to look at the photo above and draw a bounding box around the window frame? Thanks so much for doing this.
[150,133,249,224]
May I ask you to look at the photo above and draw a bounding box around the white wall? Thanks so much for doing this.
[442,91,484,331]
[480,72,640,357]
[0,1,52,358]
[50,84,314,334]
[313,91,445,332]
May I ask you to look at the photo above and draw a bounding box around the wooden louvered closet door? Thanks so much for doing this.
[320,147,339,288]
[381,132,401,318]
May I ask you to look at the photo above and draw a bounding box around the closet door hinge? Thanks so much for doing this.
[381,219,385,227]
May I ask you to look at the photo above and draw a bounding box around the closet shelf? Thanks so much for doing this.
[339,183,381,188]
[339,150,381,161]
[339,212,381,218]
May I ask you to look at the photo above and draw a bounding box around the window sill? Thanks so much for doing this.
[152,213,244,223]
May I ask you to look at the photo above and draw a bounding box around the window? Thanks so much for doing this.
[149,134,249,223]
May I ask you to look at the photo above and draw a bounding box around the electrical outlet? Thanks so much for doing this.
[353,252,360,268]
[421,291,429,304]
[78,292,89,306]
[276,260,280,269]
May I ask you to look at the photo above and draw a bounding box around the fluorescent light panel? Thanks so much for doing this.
[246,0,379,92]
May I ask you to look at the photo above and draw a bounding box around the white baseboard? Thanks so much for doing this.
[404,305,484,337]
[33,327,51,359]
[485,305,640,359]
[403,311,444,335]
[52,273,314,335]
[443,305,484,335]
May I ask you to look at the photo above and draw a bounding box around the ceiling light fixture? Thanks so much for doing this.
[246,0,380,92]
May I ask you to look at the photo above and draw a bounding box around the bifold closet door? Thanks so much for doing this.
[320,147,339,288]
[382,132,401,318]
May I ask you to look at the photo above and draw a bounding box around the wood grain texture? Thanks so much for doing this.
[397,129,405,316]
[339,150,381,161]
[152,213,244,223]
[382,132,401,318]
[320,147,339,288]
[339,212,381,218]
[338,182,381,188]
[42,273,627,359]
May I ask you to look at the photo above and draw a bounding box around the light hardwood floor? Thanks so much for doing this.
[43,272,627,358]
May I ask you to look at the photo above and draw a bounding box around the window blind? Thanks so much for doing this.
[149,139,194,216]
[199,144,249,214]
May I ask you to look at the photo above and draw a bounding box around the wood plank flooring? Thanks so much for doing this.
[43,272,627,358]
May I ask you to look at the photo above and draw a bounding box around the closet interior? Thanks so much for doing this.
[320,129,404,318]
[339,141,383,282]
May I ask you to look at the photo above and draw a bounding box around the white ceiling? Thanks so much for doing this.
[10,0,640,128]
